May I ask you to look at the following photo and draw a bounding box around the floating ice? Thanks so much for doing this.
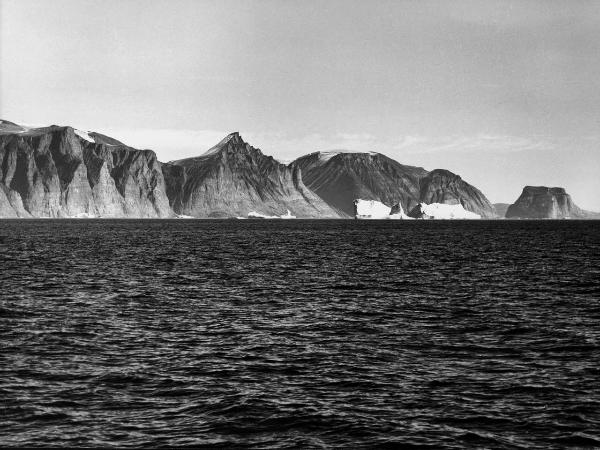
[412,202,481,219]
[247,210,296,219]
[354,199,392,219]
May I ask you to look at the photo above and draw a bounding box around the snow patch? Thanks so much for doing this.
[74,129,95,143]
[413,202,481,219]
[318,150,378,162]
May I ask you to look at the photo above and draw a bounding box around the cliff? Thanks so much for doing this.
[0,123,172,218]
[505,186,587,219]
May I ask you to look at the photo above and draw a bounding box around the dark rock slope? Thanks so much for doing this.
[292,152,496,218]
[505,186,589,219]
[0,122,172,217]
[163,133,340,218]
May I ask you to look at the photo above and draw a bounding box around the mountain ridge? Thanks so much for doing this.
[291,151,497,218]
[4,119,592,220]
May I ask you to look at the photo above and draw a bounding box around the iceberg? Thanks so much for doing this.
[409,202,481,219]
[247,210,296,219]
[354,199,411,219]
[70,212,98,219]
[280,210,296,219]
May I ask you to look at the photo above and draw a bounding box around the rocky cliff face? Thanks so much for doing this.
[0,122,172,217]
[291,151,428,217]
[292,152,496,218]
[505,186,586,219]
[164,133,340,218]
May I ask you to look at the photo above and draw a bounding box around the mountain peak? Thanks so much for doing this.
[201,131,246,156]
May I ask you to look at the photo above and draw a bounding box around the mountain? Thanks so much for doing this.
[291,151,428,217]
[505,186,594,219]
[0,121,172,218]
[291,151,496,218]
[163,132,340,218]
[0,119,501,220]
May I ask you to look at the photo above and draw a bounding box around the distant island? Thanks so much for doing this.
[0,119,598,219]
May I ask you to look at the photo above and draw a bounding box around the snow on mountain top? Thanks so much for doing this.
[74,129,95,143]
[318,150,379,162]
[0,120,26,133]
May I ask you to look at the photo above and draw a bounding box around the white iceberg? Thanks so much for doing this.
[280,209,296,219]
[70,212,98,219]
[247,210,296,219]
[411,202,480,219]
[354,199,393,219]
[354,199,411,219]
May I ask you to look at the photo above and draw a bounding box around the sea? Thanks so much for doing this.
[1,219,599,448]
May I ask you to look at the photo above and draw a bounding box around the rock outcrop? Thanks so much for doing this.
[292,152,496,218]
[163,133,340,218]
[505,186,587,219]
[0,122,172,217]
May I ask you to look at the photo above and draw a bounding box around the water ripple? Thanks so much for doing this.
[1,219,599,448]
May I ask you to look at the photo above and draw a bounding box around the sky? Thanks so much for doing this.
[1,0,599,209]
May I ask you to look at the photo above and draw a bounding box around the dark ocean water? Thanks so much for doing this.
[1,219,599,448]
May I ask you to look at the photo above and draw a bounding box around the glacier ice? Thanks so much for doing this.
[411,202,481,219]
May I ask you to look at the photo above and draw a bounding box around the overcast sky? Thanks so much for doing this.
[1,0,599,209]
